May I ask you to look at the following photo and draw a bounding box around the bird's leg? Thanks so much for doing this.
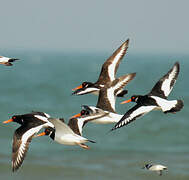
[158,170,162,176]
[77,143,90,150]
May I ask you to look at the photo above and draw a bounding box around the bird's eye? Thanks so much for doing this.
[81,110,86,115]
[82,82,86,87]
[12,116,16,120]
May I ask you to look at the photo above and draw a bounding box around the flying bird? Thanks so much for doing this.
[0,56,19,66]
[72,39,130,97]
[111,62,183,131]
[3,112,54,172]
[142,163,168,176]
[37,117,95,149]
[72,73,136,124]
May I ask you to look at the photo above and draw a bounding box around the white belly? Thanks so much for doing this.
[151,96,178,112]
[55,134,87,145]
[149,165,167,171]
[92,113,123,124]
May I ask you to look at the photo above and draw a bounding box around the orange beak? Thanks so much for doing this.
[71,113,82,119]
[120,99,132,104]
[72,85,83,91]
[36,132,46,137]
[3,118,13,124]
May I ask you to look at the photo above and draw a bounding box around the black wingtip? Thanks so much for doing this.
[9,58,20,62]
[126,38,130,43]
[117,90,128,97]
[88,139,96,143]
[109,126,117,132]
[12,164,19,172]
[173,61,180,71]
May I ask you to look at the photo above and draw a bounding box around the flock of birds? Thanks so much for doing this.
[1,39,184,176]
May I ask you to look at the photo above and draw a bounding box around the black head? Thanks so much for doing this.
[71,106,92,119]
[37,127,55,140]
[13,115,24,124]
[142,163,152,169]
[38,127,55,140]
[3,115,24,125]
[44,127,55,136]
[131,95,141,102]
[82,82,94,88]
[72,82,94,95]
[80,109,90,116]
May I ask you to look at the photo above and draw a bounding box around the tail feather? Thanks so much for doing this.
[164,100,184,113]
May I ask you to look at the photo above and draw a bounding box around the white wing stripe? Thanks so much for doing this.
[116,106,156,128]
[161,64,178,97]
[107,87,116,111]
[108,46,126,81]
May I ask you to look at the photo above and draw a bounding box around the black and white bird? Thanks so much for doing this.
[111,62,184,131]
[37,117,95,149]
[72,39,130,97]
[142,163,168,176]
[0,56,19,66]
[72,73,136,124]
[3,111,54,172]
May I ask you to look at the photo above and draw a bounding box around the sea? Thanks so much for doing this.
[0,50,188,180]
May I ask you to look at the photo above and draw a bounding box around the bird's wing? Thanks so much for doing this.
[12,125,43,171]
[111,104,155,131]
[112,73,136,96]
[48,118,74,135]
[149,62,180,99]
[96,39,129,84]
[97,73,136,113]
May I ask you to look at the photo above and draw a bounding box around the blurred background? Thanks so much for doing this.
[0,0,188,179]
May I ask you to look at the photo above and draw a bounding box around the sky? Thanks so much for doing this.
[0,0,188,53]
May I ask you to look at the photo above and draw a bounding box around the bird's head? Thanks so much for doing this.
[120,95,141,104]
[3,115,24,125]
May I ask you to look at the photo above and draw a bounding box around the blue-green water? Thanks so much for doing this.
[0,51,188,180]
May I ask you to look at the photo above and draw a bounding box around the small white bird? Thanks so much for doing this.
[0,56,19,66]
[37,118,95,149]
[142,163,168,176]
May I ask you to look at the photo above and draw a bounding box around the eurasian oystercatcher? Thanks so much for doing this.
[72,39,130,97]
[3,111,54,172]
[72,73,136,124]
[111,62,184,131]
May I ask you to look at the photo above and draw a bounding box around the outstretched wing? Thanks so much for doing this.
[97,73,136,113]
[48,118,75,135]
[149,62,180,99]
[12,125,41,172]
[96,39,129,85]
[113,73,136,96]
[111,104,155,131]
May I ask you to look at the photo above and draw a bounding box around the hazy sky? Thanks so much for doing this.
[0,0,188,53]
